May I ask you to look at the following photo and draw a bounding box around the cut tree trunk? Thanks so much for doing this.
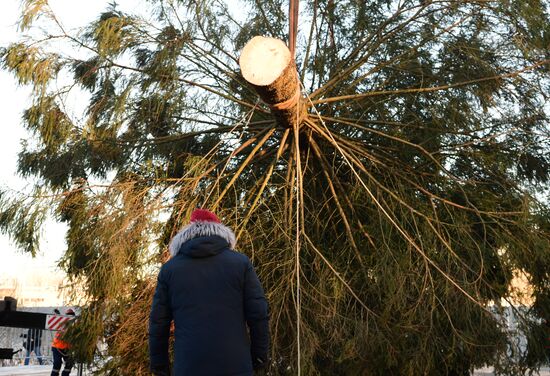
[239,36,305,129]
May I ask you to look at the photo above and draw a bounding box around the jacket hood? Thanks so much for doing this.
[177,235,229,258]
[169,221,236,257]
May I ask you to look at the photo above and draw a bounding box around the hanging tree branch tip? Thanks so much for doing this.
[239,36,306,129]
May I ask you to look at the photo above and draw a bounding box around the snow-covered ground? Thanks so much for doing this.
[0,365,87,375]
[0,365,549,375]
[473,367,550,375]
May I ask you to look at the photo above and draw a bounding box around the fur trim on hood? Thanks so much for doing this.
[169,221,236,257]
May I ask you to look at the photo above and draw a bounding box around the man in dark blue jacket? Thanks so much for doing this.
[149,209,270,375]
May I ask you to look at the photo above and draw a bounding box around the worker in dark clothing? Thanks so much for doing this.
[149,209,270,375]
[51,308,76,376]
[23,328,43,365]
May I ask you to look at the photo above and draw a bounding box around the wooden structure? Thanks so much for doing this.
[239,36,305,129]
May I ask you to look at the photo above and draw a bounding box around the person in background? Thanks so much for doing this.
[149,208,270,375]
[51,308,76,376]
[23,327,43,365]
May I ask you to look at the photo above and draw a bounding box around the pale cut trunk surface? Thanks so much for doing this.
[239,36,305,129]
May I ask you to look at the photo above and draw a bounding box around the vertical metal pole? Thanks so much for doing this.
[77,362,83,376]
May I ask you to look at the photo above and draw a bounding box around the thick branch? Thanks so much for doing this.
[239,36,306,128]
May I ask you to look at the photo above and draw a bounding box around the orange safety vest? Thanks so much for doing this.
[52,330,70,350]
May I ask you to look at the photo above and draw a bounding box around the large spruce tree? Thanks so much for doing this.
[1,0,549,374]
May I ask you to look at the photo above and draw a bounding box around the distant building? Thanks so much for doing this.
[0,272,64,308]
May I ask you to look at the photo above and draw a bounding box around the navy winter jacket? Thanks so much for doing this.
[149,235,270,375]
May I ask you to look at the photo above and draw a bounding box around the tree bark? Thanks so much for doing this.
[239,36,305,129]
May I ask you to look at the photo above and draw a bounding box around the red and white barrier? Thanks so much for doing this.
[45,315,73,331]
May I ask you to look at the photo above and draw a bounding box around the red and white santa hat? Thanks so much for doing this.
[169,208,236,257]
[190,209,221,223]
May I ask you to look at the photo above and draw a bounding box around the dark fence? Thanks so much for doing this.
[0,304,65,367]
[0,325,55,366]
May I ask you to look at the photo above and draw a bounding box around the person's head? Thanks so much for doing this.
[168,208,236,257]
